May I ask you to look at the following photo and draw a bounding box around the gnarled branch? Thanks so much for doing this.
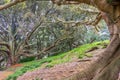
[0,0,26,11]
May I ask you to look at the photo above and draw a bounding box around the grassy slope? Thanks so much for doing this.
[6,40,109,80]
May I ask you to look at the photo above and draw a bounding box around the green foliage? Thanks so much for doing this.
[106,0,120,5]
[4,0,10,3]
[107,0,113,3]
[6,40,109,80]
[69,40,108,58]
[19,57,36,63]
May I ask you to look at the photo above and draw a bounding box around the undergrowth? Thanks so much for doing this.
[6,40,109,80]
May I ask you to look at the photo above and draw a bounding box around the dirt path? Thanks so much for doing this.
[17,61,89,80]
[0,71,13,80]
[0,64,23,80]
[17,49,103,80]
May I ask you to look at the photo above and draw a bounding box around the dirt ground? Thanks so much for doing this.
[0,71,13,80]
[17,49,120,80]
[0,64,22,80]
[1,49,120,80]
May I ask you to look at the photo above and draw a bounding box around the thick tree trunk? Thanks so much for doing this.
[50,0,120,80]
[93,53,120,80]
[92,12,120,80]
[92,32,120,80]
[62,12,120,80]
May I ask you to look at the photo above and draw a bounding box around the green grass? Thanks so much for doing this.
[6,40,109,80]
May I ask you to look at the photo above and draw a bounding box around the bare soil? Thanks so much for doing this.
[0,64,23,80]
[0,71,13,80]
[18,49,114,80]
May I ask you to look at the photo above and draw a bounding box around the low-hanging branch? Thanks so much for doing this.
[0,0,26,11]
[0,49,10,55]
[52,0,81,5]
[0,42,10,50]
[19,39,62,57]
[15,19,43,54]
[54,12,102,27]
[20,34,72,58]
[78,7,99,14]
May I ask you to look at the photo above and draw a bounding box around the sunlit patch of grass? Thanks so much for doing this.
[6,40,109,80]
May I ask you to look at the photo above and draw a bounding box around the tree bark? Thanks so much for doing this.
[62,20,120,80]
[51,0,120,80]
[91,11,120,80]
